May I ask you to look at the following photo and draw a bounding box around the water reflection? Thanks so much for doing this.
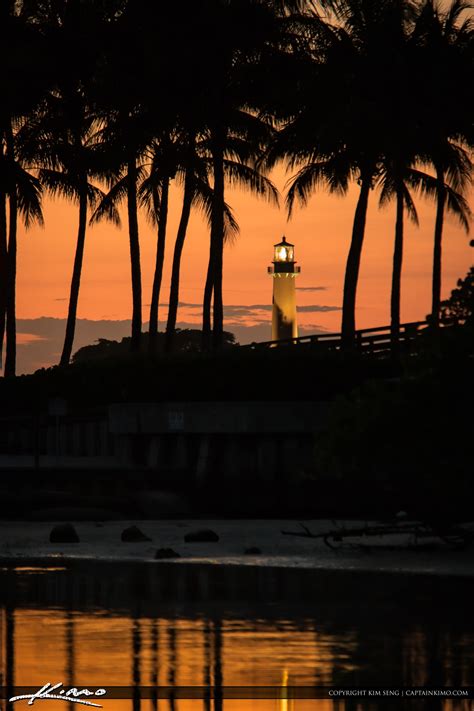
[0,563,473,711]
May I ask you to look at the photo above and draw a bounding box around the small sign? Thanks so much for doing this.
[168,411,184,431]
[48,397,68,417]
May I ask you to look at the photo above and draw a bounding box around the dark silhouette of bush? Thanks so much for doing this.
[72,329,237,363]
[314,358,474,520]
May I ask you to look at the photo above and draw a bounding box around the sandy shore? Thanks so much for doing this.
[1,519,474,577]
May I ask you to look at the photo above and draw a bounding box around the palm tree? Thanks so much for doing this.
[89,0,168,354]
[138,134,177,354]
[412,0,474,325]
[194,0,300,351]
[29,91,106,367]
[0,147,8,371]
[3,118,44,378]
[201,121,280,352]
[376,159,420,342]
[89,137,147,354]
[0,0,50,373]
[164,136,198,354]
[164,130,241,354]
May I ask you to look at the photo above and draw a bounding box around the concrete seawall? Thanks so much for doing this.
[0,401,328,484]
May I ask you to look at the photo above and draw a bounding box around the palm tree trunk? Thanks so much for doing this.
[210,127,226,352]
[431,165,446,328]
[60,183,88,366]
[202,253,213,353]
[390,181,404,347]
[341,173,372,349]
[0,187,7,371]
[4,186,18,377]
[149,178,169,354]
[127,157,142,352]
[164,167,194,353]
[4,121,18,377]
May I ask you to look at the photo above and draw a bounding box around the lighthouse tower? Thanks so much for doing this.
[268,236,300,341]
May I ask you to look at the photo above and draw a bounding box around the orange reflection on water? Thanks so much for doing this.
[1,563,473,711]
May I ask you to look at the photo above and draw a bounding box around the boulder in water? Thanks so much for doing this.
[121,525,152,542]
[155,548,181,559]
[49,523,79,543]
[184,529,219,543]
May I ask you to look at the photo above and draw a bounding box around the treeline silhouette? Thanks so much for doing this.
[72,328,237,363]
[0,0,473,377]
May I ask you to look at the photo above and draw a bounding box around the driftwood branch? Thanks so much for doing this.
[280,521,474,550]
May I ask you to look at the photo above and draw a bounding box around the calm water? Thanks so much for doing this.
[0,562,473,711]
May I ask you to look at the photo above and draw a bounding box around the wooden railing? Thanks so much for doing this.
[241,320,432,356]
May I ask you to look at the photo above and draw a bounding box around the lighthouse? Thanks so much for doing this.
[268,236,300,341]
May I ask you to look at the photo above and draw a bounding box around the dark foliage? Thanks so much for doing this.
[72,329,237,363]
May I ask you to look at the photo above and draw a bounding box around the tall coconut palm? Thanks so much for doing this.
[3,119,44,378]
[378,155,471,344]
[89,0,167,353]
[89,137,147,353]
[202,127,280,352]
[28,91,107,367]
[164,130,242,354]
[0,146,8,371]
[194,0,297,351]
[0,0,50,372]
[138,134,177,354]
[376,159,420,342]
[412,0,474,325]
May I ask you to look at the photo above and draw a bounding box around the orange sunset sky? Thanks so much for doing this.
[17,164,473,333]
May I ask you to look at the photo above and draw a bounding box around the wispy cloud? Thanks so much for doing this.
[296,286,327,292]
[158,302,340,317]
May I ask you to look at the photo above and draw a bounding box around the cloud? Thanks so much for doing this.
[223,304,340,319]
[296,286,327,292]
[153,301,341,324]
[298,305,341,313]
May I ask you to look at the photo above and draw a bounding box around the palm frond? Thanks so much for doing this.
[285,156,351,217]
[14,167,44,229]
[38,168,80,202]
[138,174,160,227]
[223,161,280,206]
[402,183,419,225]
[445,186,472,232]
[223,201,240,245]
[89,174,128,227]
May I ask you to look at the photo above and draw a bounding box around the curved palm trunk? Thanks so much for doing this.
[341,174,372,349]
[4,186,18,377]
[201,253,214,353]
[0,187,7,370]
[164,167,194,353]
[431,165,446,328]
[149,178,169,354]
[60,184,88,366]
[390,182,404,348]
[210,127,226,352]
[127,157,142,352]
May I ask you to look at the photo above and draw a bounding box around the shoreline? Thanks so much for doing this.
[1,518,474,579]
